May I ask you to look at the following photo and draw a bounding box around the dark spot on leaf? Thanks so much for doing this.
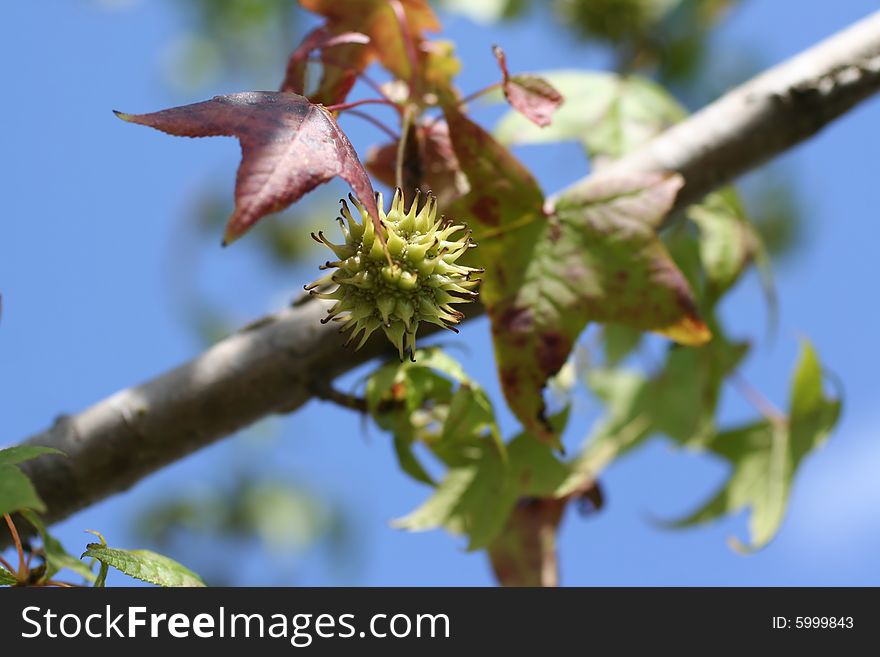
[471,195,502,226]
[536,330,570,377]
[499,306,534,334]
[500,367,520,393]
[547,216,562,243]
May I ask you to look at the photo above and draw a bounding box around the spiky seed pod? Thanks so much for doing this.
[306,190,481,360]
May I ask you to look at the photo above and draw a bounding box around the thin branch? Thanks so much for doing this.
[325,98,395,113]
[7,10,880,543]
[389,0,420,95]
[0,554,15,574]
[458,81,503,107]
[3,514,25,580]
[730,373,787,427]
[396,104,415,191]
[341,109,400,139]
[311,381,369,413]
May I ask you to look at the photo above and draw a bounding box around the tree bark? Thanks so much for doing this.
[8,10,880,538]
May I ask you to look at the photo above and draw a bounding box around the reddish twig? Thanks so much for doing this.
[389,0,420,94]
[0,554,15,575]
[342,109,400,139]
[3,514,25,581]
[731,373,787,426]
[458,82,503,107]
[325,98,397,112]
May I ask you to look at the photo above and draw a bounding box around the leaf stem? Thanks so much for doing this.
[731,373,787,426]
[0,554,15,574]
[325,98,396,113]
[3,514,26,581]
[458,82,503,107]
[389,0,420,95]
[312,382,369,413]
[395,105,415,193]
[342,109,400,140]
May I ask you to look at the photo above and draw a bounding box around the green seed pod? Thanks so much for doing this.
[306,190,481,360]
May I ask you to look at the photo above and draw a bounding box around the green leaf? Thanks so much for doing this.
[366,348,504,481]
[393,433,435,486]
[20,510,95,582]
[0,465,46,516]
[669,339,841,550]
[688,188,775,312]
[84,530,109,586]
[496,71,773,320]
[82,544,206,587]
[440,384,497,443]
[495,71,686,161]
[483,171,710,443]
[393,441,518,550]
[602,324,644,366]
[394,413,573,551]
[559,324,748,496]
[0,445,65,467]
[0,567,16,586]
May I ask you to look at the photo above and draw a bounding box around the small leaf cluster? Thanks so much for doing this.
[1,447,203,588]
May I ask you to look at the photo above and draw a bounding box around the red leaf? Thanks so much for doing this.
[116,92,378,244]
[280,26,371,106]
[493,45,563,128]
[301,0,439,82]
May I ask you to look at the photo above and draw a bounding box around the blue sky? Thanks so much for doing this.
[2,0,880,585]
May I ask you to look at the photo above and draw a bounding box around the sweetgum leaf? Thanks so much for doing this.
[82,544,206,587]
[442,107,544,235]
[495,172,709,443]
[115,91,378,244]
[393,416,575,551]
[0,445,64,466]
[688,188,775,308]
[301,0,439,83]
[367,348,504,484]
[495,71,685,160]
[0,465,45,516]
[393,441,517,550]
[21,510,95,582]
[280,27,371,106]
[442,108,707,443]
[602,324,644,366]
[492,46,563,128]
[668,340,841,550]
[496,70,774,315]
[559,325,748,498]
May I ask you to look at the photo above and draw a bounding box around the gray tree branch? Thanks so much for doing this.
[8,10,880,537]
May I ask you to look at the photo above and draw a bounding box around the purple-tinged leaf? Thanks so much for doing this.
[493,45,563,128]
[116,91,378,244]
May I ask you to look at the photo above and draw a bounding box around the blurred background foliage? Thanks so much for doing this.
[87,0,804,582]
